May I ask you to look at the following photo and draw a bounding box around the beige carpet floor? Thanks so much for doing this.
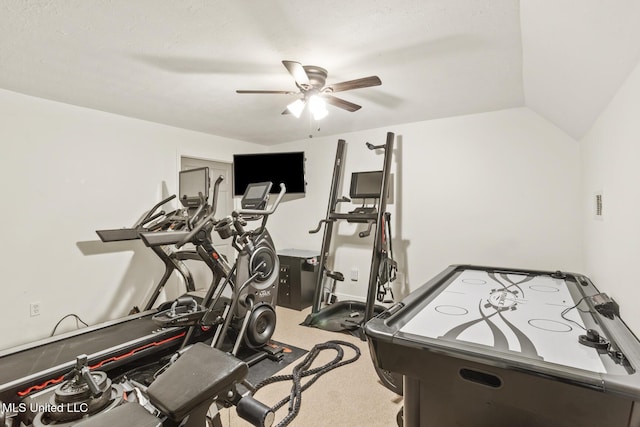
[218,305,403,426]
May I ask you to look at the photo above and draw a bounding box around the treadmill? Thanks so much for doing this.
[0,168,218,407]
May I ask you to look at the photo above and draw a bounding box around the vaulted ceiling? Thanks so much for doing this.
[1,0,639,145]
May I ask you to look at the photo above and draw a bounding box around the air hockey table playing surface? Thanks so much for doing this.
[365,265,640,427]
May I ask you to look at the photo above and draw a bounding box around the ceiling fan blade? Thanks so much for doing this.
[282,60,310,87]
[327,76,382,93]
[324,95,362,112]
[236,90,297,94]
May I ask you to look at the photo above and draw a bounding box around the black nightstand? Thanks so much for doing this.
[277,249,319,311]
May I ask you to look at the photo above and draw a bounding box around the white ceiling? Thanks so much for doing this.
[521,0,640,140]
[1,1,639,145]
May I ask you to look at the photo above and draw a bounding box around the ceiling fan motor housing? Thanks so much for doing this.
[302,66,328,90]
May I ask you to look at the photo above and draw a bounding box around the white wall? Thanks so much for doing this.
[0,89,265,349]
[0,90,586,350]
[581,59,640,334]
[268,107,583,302]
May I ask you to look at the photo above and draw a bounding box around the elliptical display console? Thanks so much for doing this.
[241,182,272,210]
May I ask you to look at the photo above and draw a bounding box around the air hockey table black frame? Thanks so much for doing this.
[365,264,640,427]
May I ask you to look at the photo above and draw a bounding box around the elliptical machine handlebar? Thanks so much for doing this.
[214,183,286,243]
[176,175,224,249]
[187,192,208,229]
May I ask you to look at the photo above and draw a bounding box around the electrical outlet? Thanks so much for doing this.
[351,268,359,281]
[30,302,41,317]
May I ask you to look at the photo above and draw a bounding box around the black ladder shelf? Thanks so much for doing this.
[302,131,395,337]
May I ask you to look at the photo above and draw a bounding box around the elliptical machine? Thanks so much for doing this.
[210,181,283,353]
[140,180,286,357]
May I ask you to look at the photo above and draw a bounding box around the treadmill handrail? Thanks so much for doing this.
[137,194,177,227]
[176,175,224,249]
[96,194,178,242]
[140,230,190,247]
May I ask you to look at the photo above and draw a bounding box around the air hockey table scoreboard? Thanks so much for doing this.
[365,265,640,427]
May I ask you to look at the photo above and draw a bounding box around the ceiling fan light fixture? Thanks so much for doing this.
[238,61,378,119]
[286,99,306,118]
[312,106,328,121]
[309,95,328,120]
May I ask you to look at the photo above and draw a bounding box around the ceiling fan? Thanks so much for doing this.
[236,60,381,120]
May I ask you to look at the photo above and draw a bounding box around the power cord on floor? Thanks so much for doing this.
[251,340,361,427]
[50,313,89,336]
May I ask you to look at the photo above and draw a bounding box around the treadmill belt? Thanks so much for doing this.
[0,315,165,385]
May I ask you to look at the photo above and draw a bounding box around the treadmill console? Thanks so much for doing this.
[241,182,273,210]
[179,167,210,207]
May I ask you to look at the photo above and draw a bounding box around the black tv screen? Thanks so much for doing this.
[233,152,306,196]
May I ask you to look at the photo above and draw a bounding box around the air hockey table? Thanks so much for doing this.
[365,265,640,427]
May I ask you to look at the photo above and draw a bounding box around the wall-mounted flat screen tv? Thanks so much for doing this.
[233,152,306,196]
